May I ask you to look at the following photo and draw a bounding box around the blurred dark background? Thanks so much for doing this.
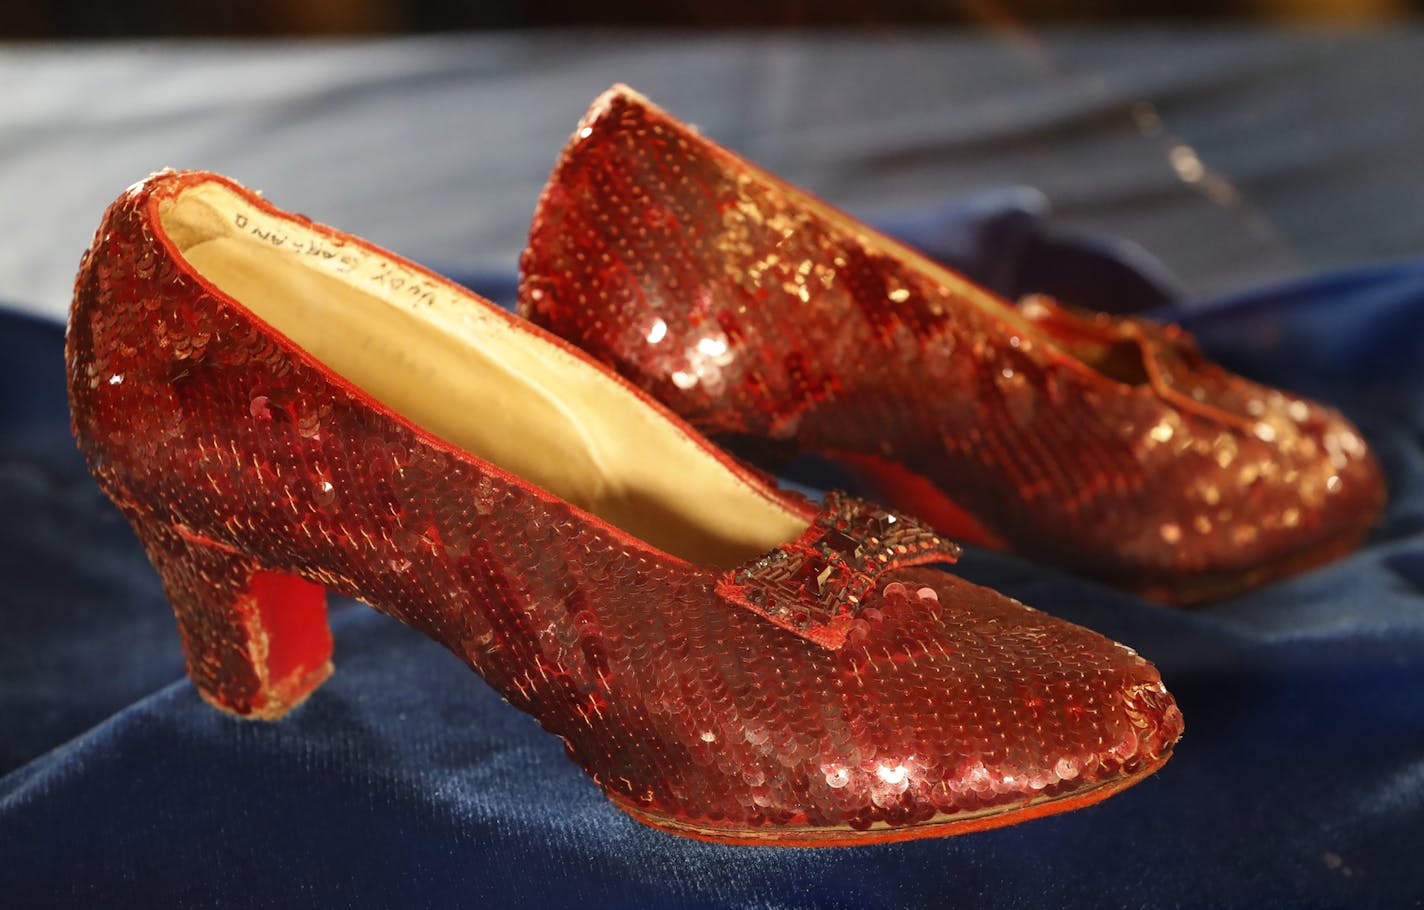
[3,0,1420,37]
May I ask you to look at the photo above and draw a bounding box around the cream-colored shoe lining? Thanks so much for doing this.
[158,181,807,569]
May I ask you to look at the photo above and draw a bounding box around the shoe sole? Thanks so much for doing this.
[610,751,1172,847]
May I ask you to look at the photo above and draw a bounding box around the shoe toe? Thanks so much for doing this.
[780,568,1182,840]
[1218,396,1386,585]
[1309,405,1387,538]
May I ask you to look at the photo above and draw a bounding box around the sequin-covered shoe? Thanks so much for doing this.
[68,169,1181,845]
[518,85,1385,604]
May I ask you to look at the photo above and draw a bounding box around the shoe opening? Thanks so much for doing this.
[154,177,810,569]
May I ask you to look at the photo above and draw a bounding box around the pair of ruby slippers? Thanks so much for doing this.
[67,86,1382,846]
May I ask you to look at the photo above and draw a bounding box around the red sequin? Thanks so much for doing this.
[68,170,1181,846]
[519,86,1386,604]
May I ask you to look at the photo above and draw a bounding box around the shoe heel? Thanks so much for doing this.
[131,516,334,719]
[832,450,1008,550]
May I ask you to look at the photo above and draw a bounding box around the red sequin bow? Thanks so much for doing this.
[718,491,962,648]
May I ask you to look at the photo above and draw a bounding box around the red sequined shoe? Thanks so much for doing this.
[68,169,1181,846]
[519,85,1386,604]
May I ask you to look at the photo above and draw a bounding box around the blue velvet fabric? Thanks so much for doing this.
[2,197,1421,908]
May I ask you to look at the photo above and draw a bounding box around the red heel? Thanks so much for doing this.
[831,450,1008,550]
[133,518,332,719]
